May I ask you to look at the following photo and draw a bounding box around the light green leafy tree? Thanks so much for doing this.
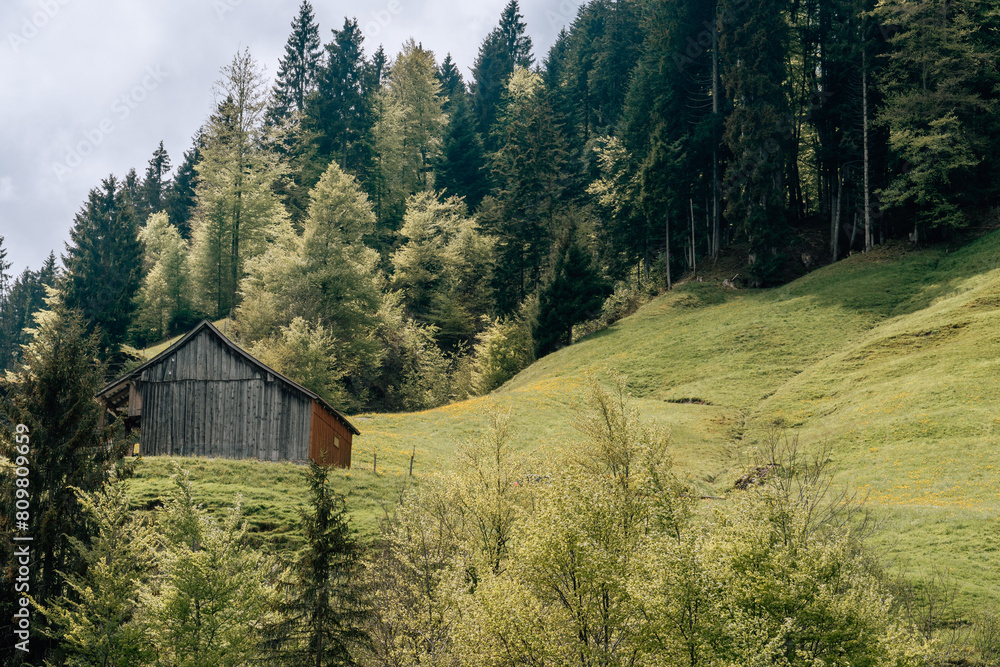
[471,317,533,394]
[370,40,446,234]
[482,374,683,666]
[875,0,990,236]
[41,479,157,667]
[144,466,278,667]
[190,48,290,318]
[134,212,192,343]
[365,402,529,667]
[237,160,383,409]
[391,192,494,349]
[249,317,346,406]
[370,87,406,233]
[387,39,447,194]
[366,374,929,667]
[632,438,930,666]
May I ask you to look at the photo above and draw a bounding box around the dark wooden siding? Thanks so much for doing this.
[137,329,312,461]
[309,400,353,467]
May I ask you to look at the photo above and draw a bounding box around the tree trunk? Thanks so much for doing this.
[831,166,842,261]
[689,198,697,277]
[712,14,721,259]
[665,209,671,290]
[862,60,872,252]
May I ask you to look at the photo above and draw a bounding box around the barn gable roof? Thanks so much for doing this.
[97,320,360,435]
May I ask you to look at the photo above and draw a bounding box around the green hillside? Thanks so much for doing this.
[353,231,1000,612]
[135,231,1000,614]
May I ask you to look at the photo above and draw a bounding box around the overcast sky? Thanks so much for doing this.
[0,0,582,276]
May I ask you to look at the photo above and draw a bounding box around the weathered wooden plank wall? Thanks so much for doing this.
[309,401,354,467]
[137,330,312,461]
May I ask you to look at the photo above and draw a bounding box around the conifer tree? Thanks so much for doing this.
[237,161,383,409]
[190,49,289,318]
[370,40,447,238]
[308,18,370,173]
[487,69,568,313]
[140,140,172,219]
[40,480,157,667]
[370,86,407,238]
[437,54,464,111]
[719,0,792,283]
[0,234,10,301]
[387,40,447,194]
[134,212,193,344]
[391,192,493,348]
[147,467,277,665]
[273,462,369,665]
[471,1,533,146]
[62,175,144,362]
[165,132,202,239]
[268,0,323,126]
[437,95,489,209]
[533,226,608,357]
[0,297,130,663]
[0,252,57,373]
[436,57,489,208]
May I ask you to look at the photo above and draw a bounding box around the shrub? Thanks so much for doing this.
[472,317,534,394]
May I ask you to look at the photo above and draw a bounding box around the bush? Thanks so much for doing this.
[573,281,655,341]
[472,317,534,394]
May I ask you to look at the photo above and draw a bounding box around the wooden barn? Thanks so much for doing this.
[96,320,358,466]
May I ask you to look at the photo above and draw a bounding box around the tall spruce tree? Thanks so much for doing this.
[0,297,130,664]
[62,175,144,362]
[437,92,489,209]
[436,55,489,208]
[0,235,10,301]
[307,18,369,172]
[533,225,609,357]
[165,132,202,238]
[0,252,57,373]
[294,18,373,226]
[273,462,368,665]
[611,0,721,280]
[140,140,172,220]
[471,1,533,147]
[189,49,289,318]
[719,0,792,284]
[267,0,323,126]
[487,68,568,314]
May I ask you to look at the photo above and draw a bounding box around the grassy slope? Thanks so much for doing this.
[133,232,1000,613]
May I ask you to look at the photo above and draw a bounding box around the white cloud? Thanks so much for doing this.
[0,176,13,201]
